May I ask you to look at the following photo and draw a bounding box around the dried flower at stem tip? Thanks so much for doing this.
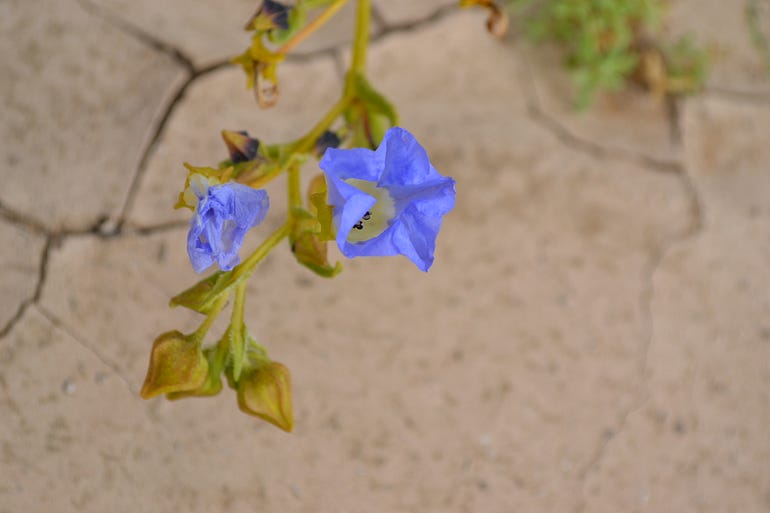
[186,179,270,273]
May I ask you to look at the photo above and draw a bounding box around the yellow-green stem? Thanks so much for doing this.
[247,0,371,190]
[191,295,228,343]
[277,0,350,56]
[292,93,353,154]
[229,221,292,285]
[349,0,371,78]
[287,164,302,211]
[231,283,247,335]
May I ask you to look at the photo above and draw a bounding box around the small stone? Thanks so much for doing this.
[61,379,76,395]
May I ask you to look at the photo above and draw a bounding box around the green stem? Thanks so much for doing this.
[303,0,340,9]
[247,1,371,190]
[231,283,247,335]
[291,93,353,154]
[229,282,248,380]
[247,95,352,190]
[229,222,292,284]
[277,0,349,55]
[287,164,302,211]
[191,295,228,343]
[349,0,371,78]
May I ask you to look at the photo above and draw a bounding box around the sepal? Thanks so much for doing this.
[345,73,399,149]
[175,163,230,210]
[289,174,342,278]
[169,271,227,314]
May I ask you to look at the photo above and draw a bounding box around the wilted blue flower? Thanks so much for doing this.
[319,127,455,272]
[186,179,269,273]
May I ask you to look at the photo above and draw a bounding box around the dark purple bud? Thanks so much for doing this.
[314,130,341,156]
[263,0,291,30]
[222,130,260,163]
[245,0,291,31]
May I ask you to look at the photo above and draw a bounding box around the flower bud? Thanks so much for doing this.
[244,0,291,32]
[166,347,225,400]
[140,331,208,399]
[237,361,294,432]
[222,130,260,163]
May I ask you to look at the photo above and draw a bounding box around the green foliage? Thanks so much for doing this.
[507,0,708,108]
[659,35,709,94]
[747,0,770,77]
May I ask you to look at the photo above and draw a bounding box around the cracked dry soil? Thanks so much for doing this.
[1,1,769,512]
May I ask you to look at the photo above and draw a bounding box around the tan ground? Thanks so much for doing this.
[1,1,769,512]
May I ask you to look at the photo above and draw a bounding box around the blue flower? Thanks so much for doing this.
[186,180,269,273]
[319,127,455,272]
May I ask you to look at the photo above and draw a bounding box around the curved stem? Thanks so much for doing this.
[292,92,354,154]
[247,94,353,190]
[191,295,228,343]
[233,222,292,284]
[277,0,350,56]
[246,1,371,189]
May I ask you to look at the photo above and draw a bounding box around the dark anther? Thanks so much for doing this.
[353,221,364,230]
[362,211,371,221]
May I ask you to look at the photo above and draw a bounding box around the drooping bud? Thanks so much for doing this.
[222,130,260,163]
[140,331,208,399]
[166,346,225,400]
[237,361,294,432]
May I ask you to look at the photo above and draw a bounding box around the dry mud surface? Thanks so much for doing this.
[1,1,768,512]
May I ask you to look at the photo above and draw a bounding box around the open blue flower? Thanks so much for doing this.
[186,180,269,273]
[319,127,455,272]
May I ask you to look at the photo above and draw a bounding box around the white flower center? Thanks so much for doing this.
[345,179,395,243]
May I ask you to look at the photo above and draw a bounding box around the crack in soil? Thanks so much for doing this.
[36,304,137,397]
[0,236,52,340]
[76,0,196,73]
[571,155,705,513]
[516,36,710,513]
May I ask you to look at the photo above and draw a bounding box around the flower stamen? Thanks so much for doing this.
[344,180,395,243]
[353,210,372,230]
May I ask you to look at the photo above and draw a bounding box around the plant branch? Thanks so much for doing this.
[277,0,350,56]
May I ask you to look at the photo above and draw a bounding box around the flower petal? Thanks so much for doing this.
[325,173,377,251]
[378,127,442,186]
[186,183,270,273]
[319,146,384,182]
